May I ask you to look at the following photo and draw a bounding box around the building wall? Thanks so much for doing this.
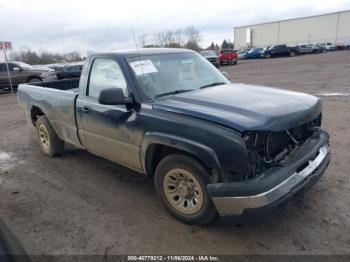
[234,10,350,50]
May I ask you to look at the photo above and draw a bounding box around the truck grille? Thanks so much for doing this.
[243,114,322,179]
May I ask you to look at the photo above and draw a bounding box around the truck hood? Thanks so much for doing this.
[152,83,322,132]
[26,69,47,73]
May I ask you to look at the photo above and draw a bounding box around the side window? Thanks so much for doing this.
[88,58,128,98]
[10,64,16,71]
[0,64,6,72]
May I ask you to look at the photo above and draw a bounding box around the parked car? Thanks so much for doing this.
[18,48,330,225]
[236,50,248,60]
[0,61,45,91]
[296,45,314,54]
[312,44,327,53]
[42,63,83,80]
[336,43,346,50]
[200,50,220,68]
[320,42,337,51]
[244,48,263,59]
[262,45,298,58]
[219,49,238,65]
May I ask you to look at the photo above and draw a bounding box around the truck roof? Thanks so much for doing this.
[90,48,195,58]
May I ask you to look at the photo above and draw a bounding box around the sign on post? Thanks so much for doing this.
[0,41,14,94]
[0,42,12,50]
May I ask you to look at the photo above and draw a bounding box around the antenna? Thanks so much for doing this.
[132,26,145,77]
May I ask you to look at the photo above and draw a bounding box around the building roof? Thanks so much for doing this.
[234,9,350,29]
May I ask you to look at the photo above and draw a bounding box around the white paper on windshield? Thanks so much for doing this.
[129,60,158,76]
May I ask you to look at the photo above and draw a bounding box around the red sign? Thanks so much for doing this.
[0,42,12,50]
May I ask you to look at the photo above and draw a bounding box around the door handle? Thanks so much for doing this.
[82,106,91,113]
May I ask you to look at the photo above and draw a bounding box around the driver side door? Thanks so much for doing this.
[78,57,142,172]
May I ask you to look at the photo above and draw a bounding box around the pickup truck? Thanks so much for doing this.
[42,63,84,81]
[262,45,298,58]
[0,61,44,91]
[18,48,330,225]
[219,49,238,65]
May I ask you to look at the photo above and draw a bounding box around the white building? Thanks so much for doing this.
[234,10,350,50]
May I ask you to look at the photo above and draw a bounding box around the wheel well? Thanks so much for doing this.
[145,144,211,177]
[30,106,44,125]
[28,76,42,82]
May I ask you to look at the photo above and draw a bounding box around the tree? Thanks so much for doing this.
[221,39,229,49]
[144,26,202,51]
[210,42,215,50]
[139,34,149,47]
[9,48,83,65]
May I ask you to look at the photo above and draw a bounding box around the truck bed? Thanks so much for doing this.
[32,78,80,92]
[17,78,81,147]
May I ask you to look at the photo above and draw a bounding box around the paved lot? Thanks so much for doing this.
[0,51,349,255]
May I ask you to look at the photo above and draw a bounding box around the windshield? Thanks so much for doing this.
[200,51,217,56]
[127,52,230,100]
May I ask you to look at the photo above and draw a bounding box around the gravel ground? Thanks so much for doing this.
[0,51,349,255]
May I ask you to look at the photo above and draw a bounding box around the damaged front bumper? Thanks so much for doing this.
[207,129,330,224]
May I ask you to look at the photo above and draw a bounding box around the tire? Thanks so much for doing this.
[154,154,217,225]
[289,51,296,57]
[35,116,64,157]
[264,53,271,59]
[233,60,237,65]
[28,77,42,83]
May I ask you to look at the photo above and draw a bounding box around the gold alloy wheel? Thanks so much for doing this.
[163,168,204,215]
[38,124,50,149]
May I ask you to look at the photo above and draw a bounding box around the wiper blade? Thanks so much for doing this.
[155,89,194,98]
[199,82,226,89]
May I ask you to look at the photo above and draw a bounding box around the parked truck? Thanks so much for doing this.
[262,45,298,58]
[18,48,330,225]
[219,49,238,65]
[0,61,45,91]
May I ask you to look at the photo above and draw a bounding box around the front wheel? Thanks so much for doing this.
[154,154,217,225]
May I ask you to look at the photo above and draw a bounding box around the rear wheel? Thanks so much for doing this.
[28,77,42,83]
[154,154,217,225]
[36,116,64,157]
[264,53,271,59]
[289,51,296,57]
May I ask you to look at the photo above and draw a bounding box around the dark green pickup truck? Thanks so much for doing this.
[18,48,330,225]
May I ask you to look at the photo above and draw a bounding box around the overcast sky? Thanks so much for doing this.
[1,0,350,55]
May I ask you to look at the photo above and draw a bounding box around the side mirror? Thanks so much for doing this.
[13,67,21,72]
[98,88,133,105]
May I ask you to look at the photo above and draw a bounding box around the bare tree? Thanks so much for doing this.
[139,33,148,47]
[9,48,83,65]
[144,26,202,51]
